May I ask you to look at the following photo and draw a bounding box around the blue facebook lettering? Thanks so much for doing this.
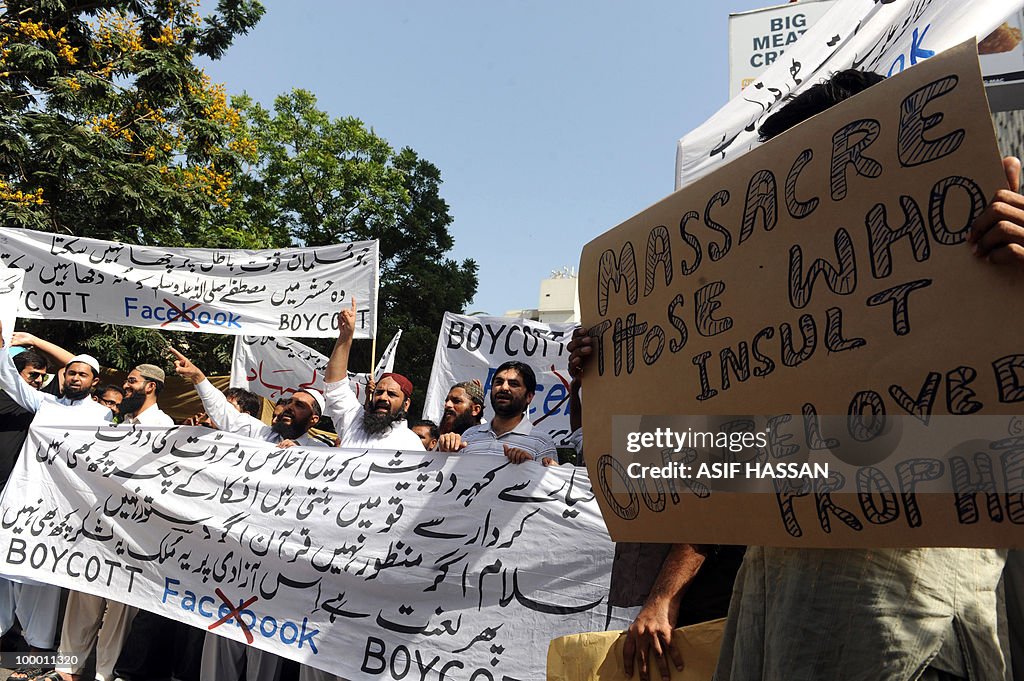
[124,297,242,329]
[163,578,319,652]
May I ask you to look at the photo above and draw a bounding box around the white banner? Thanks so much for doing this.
[677,0,1024,189]
[0,268,24,348]
[0,424,623,680]
[230,330,402,403]
[0,227,379,338]
[423,313,576,447]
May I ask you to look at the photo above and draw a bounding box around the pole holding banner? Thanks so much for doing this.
[0,268,24,349]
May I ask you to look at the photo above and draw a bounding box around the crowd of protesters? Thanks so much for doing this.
[0,297,567,681]
[3,66,1024,681]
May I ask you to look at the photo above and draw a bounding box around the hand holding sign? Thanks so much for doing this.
[436,432,467,453]
[567,326,592,377]
[168,346,206,385]
[504,444,535,465]
[969,156,1024,265]
[623,604,685,681]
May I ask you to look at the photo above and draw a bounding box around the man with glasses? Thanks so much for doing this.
[93,385,124,418]
[120,364,173,426]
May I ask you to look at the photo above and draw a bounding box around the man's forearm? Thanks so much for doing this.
[324,339,351,384]
[23,336,73,367]
[645,544,708,614]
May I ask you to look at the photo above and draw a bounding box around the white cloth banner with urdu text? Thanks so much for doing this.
[0,227,378,338]
[0,424,622,680]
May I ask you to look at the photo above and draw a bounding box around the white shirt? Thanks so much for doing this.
[122,404,174,427]
[0,347,112,426]
[323,379,425,451]
[195,379,326,447]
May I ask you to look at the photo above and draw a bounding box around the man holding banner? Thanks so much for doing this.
[439,361,558,465]
[439,380,485,436]
[171,347,328,450]
[0,326,137,681]
[170,346,330,681]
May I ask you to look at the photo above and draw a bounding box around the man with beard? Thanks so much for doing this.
[0,328,110,426]
[441,380,485,435]
[0,326,118,681]
[170,347,326,448]
[435,380,485,452]
[169,346,327,681]
[322,298,425,451]
[120,363,174,426]
[438,361,557,465]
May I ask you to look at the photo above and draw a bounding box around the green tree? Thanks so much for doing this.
[0,0,267,370]
[237,90,478,407]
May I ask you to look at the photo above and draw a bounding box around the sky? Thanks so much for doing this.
[199,0,776,317]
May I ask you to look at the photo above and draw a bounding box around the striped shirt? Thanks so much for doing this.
[460,417,557,461]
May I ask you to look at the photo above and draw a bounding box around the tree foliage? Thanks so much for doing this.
[1,0,267,371]
[237,91,478,407]
[0,0,266,245]
[1,5,477,396]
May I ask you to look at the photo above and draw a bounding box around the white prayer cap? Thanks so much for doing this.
[296,388,326,414]
[66,354,100,375]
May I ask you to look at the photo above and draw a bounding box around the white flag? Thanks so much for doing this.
[231,330,403,403]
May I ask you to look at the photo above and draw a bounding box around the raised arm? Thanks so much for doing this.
[325,297,357,384]
[11,331,73,367]
[169,346,271,439]
[0,322,43,413]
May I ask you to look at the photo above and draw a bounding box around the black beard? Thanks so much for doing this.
[362,408,406,436]
[119,393,146,416]
[491,394,527,419]
[443,409,479,435]
[64,386,93,401]
[272,416,310,440]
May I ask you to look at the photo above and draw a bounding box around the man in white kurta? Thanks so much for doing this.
[303,300,423,681]
[0,333,123,681]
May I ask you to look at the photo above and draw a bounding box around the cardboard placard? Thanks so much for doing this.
[579,41,1024,547]
[547,619,725,681]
